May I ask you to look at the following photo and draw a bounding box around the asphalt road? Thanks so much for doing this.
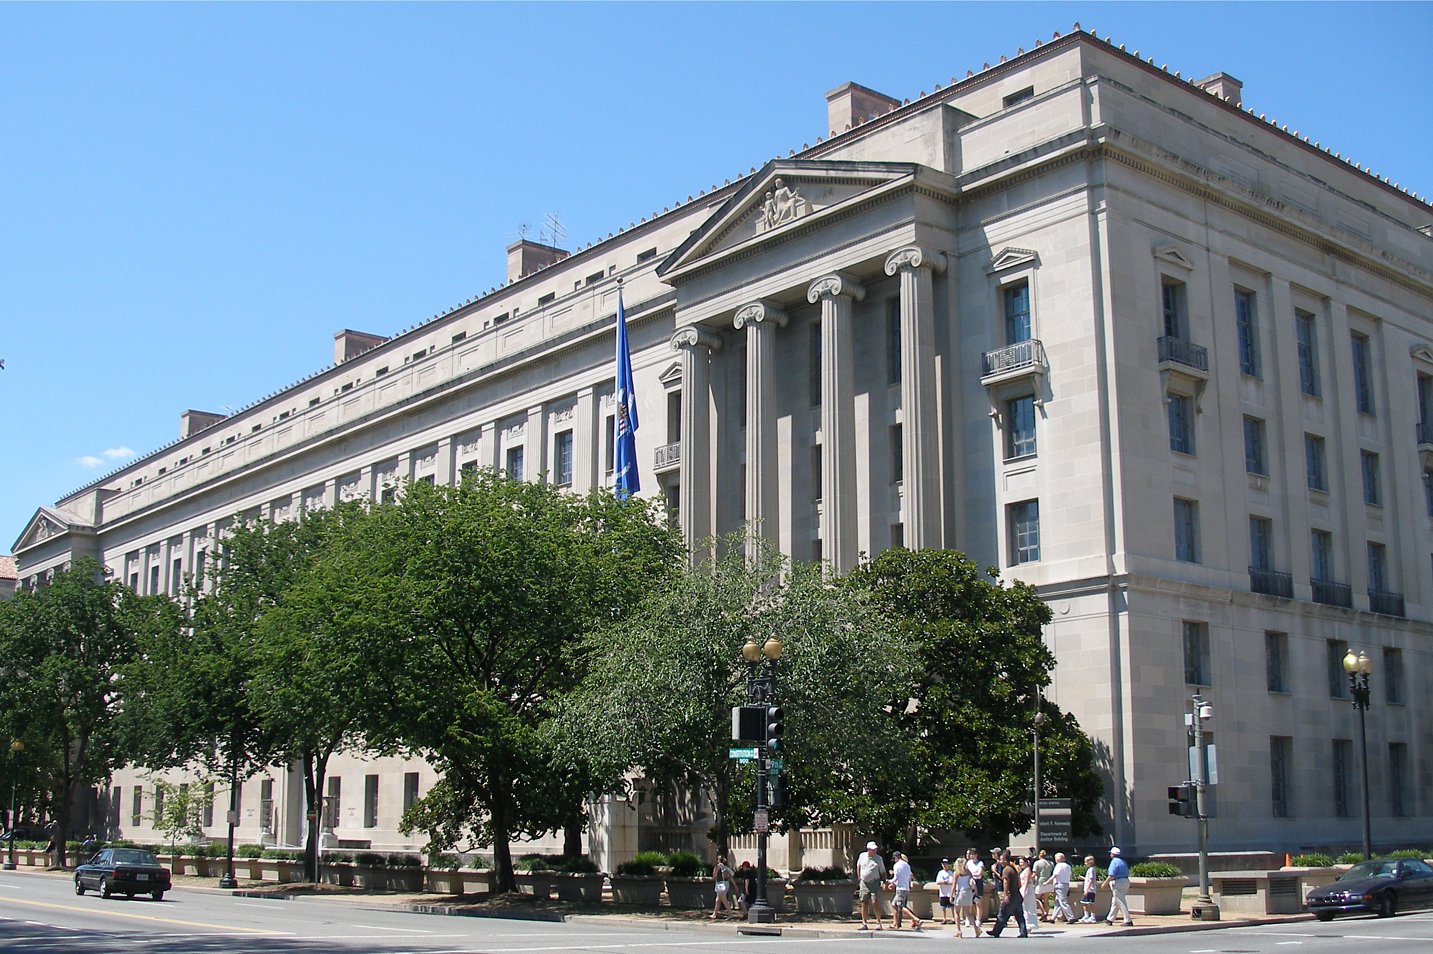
[5,868,1433,953]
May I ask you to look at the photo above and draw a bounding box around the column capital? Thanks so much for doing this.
[807,271,866,304]
[670,326,724,352]
[733,300,788,330]
[884,245,947,276]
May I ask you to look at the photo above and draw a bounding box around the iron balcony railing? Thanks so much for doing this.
[653,441,681,471]
[1310,578,1353,608]
[1157,335,1209,372]
[981,339,1046,377]
[1368,589,1406,618]
[1249,567,1293,598]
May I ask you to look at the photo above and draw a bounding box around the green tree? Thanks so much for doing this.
[550,535,915,858]
[0,559,179,862]
[150,778,208,851]
[843,547,1103,844]
[306,471,682,891]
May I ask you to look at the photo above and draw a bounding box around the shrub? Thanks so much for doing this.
[355,851,385,867]
[666,850,704,877]
[615,851,667,877]
[389,853,422,867]
[1335,851,1364,865]
[796,865,849,881]
[1130,862,1184,878]
[1387,848,1426,860]
[324,850,355,864]
[514,852,556,872]
[428,854,461,870]
[263,849,303,861]
[1290,853,1333,868]
[558,855,599,874]
[237,844,265,859]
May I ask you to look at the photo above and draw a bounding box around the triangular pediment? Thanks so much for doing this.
[1411,343,1433,368]
[13,505,91,553]
[1153,243,1195,271]
[658,361,683,388]
[986,247,1040,274]
[659,159,922,279]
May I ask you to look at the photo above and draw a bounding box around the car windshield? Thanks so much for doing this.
[110,849,158,866]
[1340,861,1396,881]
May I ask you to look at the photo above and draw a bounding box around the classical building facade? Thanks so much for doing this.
[13,30,1433,861]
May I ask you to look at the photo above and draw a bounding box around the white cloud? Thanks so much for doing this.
[76,455,104,468]
[102,447,135,460]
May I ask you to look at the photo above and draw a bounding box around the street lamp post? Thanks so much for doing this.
[218,744,239,889]
[741,635,783,925]
[1032,704,1046,850]
[4,740,23,871]
[1343,650,1373,860]
[1190,695,1218,921]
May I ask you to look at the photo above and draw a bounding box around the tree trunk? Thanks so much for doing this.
[712,769,730,860]
[490,770,515,893]
[562,804,583,858]
[303,751,327,883]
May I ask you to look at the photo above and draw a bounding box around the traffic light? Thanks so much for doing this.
[768,774,785,808]
[764,705,784,752]
[732,705,766,742]
[1167,783,1195,818]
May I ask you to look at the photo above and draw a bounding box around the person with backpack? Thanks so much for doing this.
[710,854,737,919]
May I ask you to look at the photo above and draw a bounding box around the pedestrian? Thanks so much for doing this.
[953,856,982,938]
[1033,848,1054,920]
[987,850,1029,938]
[709,854,736,919]
[1079,854,1099,922]
[856,840,888,931]
[1050,852,1077,923]
[934,857,955,924]
[964,847,986,923]
[44,835,57,869]
[886,850,922,931]
[1103,846,1134,926]
[737,860,755,912]
[1020,855,1041,932]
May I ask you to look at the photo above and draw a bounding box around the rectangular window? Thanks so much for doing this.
[1174,498,1200,563]
[886,297,902,386]
[1006,395,1037,459]
[890,425,903,483]
[809,324,822,407]
[537,292,556,306]
[505,445,524,482]
[1332,739,1353,818]
[554,431,574,488]
[1312,530,1334,582]
[1249,516,1273,572]
[1384,647,1405,704]
[1002,86,1034,107]
[1243,416,1267,475]
[1305,435,1327,491]
[1296,310,1320,396]
[1270,736,1292,818]
[1367,542,1389,594]
[195,550,207,588]
[1361,451,1381,506]
[259,778,273,831]
[1168,393,1194,454]
[324,777,341,830]
[1265,631,1288,693]
[148,564,160,595]
[364,774,379,828]
[811,445,822,503]
[1351,332,1375,415]
[131,787,142,827]
[666,391,682,444]
[1004,281,1031,344]
[1328,638,1350,698]
[1235,288,1260,376]
[1162,279,1187,339]
[203,781,215,828]
[1424,472,1433,517]
[170,557,182,596]
[154,785,166,821]
[1183,620,1211,686]
[603,416,615,478]
[1008,500,1041,565]
[403,772,420,815]
[1390,743,1408,817]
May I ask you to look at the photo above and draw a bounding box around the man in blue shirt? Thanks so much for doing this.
[1102,846,1133,926]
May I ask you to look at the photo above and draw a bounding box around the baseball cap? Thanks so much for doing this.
[866,841,878,850]
[1109,846,1122,856]
[941,858,950,864]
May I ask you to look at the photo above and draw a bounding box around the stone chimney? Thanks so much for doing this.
[825,81,901,137]
[180,409,226,439]
[506,239,570,283]
[1195,72,1243,108]
[333,329,389,365]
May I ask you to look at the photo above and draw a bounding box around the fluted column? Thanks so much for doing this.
[808,272,865,571]
[671,326,723,560]
[733,301,787,550]
[885,246,946,550]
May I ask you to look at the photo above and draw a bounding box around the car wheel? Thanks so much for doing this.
[1313,910,1334,922]
[99,877,112,899]
[74,877,86,896]
[1377,891,1397,918]
[151,891,165,901]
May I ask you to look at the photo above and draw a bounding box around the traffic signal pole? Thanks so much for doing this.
[1191,694,1218,921]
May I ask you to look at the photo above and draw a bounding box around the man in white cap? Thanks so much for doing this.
[1102,846,1133,926]
[857,841,887,930]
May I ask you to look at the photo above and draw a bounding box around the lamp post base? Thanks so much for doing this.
[1190,899,1220,921]
[746,902,778,924]
[1,862,15,871]
[218,874,238,889]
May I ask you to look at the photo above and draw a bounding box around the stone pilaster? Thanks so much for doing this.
[885,245,946,550]
[808,273,865,571]
[671,326,723,560]
[733,301,787,550]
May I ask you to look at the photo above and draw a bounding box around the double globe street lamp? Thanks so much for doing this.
[4,740,23,871]
[1342,649,1374,860]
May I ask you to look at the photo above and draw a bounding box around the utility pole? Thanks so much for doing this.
[1190,695,1218,921]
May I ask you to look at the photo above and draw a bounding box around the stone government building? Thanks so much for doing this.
[13,29,1433,864]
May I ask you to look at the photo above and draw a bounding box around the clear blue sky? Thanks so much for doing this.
[3,1,1430,551]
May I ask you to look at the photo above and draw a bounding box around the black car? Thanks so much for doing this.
[73,848,172,901]
[1304,857,1433,920]
[0,826,52,843]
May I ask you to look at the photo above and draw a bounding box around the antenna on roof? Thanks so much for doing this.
[541,212,566,249]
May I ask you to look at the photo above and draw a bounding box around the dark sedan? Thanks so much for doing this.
[73,848,172,901]
[1305,857,1433,920]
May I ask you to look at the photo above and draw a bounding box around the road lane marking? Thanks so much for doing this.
[0,895,284,933]
[350,922,434,933]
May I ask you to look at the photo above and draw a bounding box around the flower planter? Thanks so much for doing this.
[1128,876,1185,915]
[876,884,932,920]
[386,866,423,892]
[664,876,712,909]
[551,872,604,903]
[792,879,856,915]
[351,863,386,889]
[514,871,552,899]
[461,869,492,894]
[610,874,664,906]
[259,859,303,883]
[321,862,355,886]
[425,868,464,895]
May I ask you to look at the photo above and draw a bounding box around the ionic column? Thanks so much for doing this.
[671,326,723,560]
[885,246,946,550]
[808,272,865,572]
[733,301,787,550]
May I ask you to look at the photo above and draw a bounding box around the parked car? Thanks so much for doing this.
[1305,857,1433,920]
[0,826,52,843]
[73,848,172,901]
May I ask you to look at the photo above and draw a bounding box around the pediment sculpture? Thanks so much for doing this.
[758,178,809,231]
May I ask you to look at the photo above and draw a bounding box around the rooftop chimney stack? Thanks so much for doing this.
[1195,71,1243,107]
[180,409,226,439]
[825,81,901,137]
[505,239,570,283]
[333,329,389,365]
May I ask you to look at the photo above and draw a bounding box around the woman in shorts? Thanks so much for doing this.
[953,857,981,937]
[710,855,736,919]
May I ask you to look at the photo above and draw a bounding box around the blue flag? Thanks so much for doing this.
[614,287,640,497]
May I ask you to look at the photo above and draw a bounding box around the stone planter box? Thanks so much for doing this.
[514,871,552,899]
[425,868,464,894]
[1212,869,1303,915]
[665,876,713,909]
[231,858,263,881]
[259,859,303,883]
[1128,876,1185,915]
[877,884,932,920]
[792,879,855,915]
[386,866,423,892]
[551,872,604,903]
[351,863,385,889]
[320,862,355,886]
[610,874,664,906]
[461,869,492,894]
